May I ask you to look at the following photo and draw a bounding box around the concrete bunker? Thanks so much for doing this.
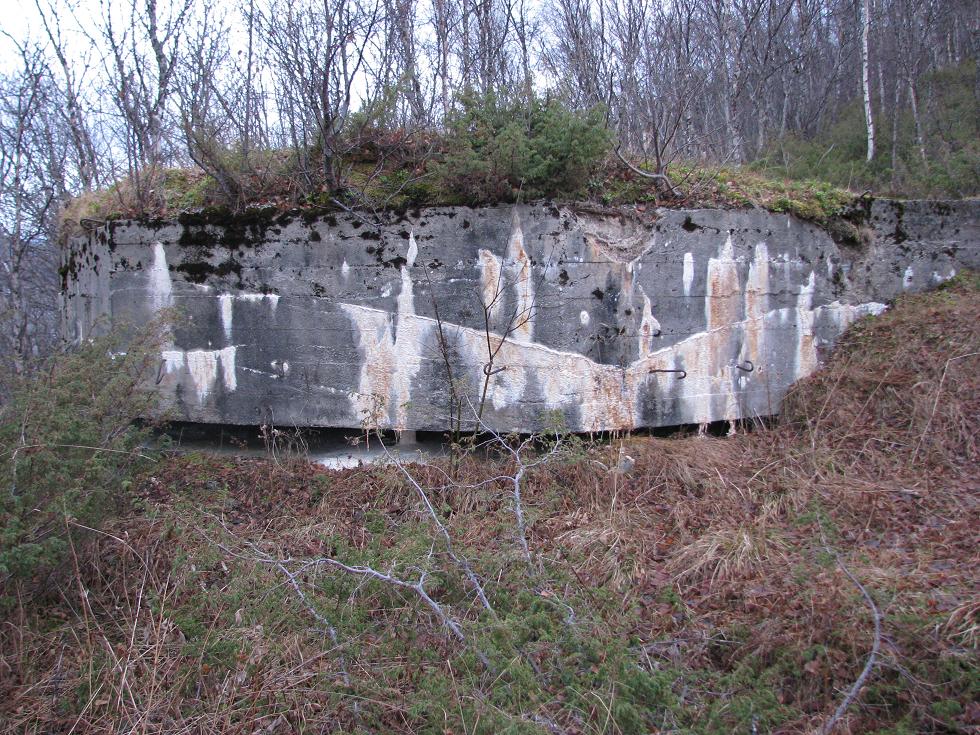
[60,200,979,433]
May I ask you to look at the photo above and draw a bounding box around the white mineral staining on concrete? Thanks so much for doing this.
[68,200,973,434]
[779,252,794,287]
[655,297,884,426]
[218,346,237,392]
[819,300,887,324]
[217,293,280,340]
[706,236,741,330]
[149,242,173,311]
[854,301,887,319]
[506,213,534,342]
[704,236,743,419]
[479,248,503,324]
[683,252,695,296]
[454,320,628,429]
[451,291,884,431]
[218,294,233,340]
[622,264,638,311]
[619,238,655,298]
[582,213,657,273]
[743,242,770,366]
[634,239,656,264]
[648,324,731,424]
[703,236,743,421]
[340,222,890,433]
[479,335,530,413]
[161,350,185,374]
[397,232,418,317]
[342,304,432,430]
[161,346,237,402]
[406,231,419,268]
[744,243,770,321]
[343,234,428,430]
[213,258,889,432]
[794,271,817,377]
[637,286,661,358]
[185,350,219,401]
[237,293,280,310]
[792,297,887,384]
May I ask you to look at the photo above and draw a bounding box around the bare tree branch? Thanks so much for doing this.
[820,540,882,734]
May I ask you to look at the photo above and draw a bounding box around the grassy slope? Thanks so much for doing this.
[1,276,977,734]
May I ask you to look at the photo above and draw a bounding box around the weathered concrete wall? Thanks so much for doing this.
[61,199,979,432]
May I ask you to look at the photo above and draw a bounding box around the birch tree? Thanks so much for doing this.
[859,0,875,160]
[256,0,383,191]
[0,48,64,381]
[91,0,194,210]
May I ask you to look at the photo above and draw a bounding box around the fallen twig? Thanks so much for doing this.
[911,351,980,463]
[377,436,496,617]
[821,541,882,734]
[463,394,565,568]
[202,517,491,670]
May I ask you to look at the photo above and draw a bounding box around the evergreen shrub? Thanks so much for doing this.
[0,321,167,599]
[438,93,610,204]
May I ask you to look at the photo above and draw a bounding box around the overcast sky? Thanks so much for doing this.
[3,0,89,70]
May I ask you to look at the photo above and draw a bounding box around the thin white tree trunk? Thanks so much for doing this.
[890,78,901,188]
[860,0,875,161]
[907,77,927,165]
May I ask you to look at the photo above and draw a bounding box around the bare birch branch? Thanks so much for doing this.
[820,541,882,734]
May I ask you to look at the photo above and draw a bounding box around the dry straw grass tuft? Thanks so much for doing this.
[668,521,789,585]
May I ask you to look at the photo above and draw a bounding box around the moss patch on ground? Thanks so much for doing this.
[595,161,857,222]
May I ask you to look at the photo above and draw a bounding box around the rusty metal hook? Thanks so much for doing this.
[735,360,754,373]
[483,363,506,377]
[649,368,687,380]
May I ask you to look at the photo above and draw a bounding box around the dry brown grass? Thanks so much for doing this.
[667,521,788,585]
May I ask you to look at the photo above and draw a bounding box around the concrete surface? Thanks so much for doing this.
[60,199,980,432]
